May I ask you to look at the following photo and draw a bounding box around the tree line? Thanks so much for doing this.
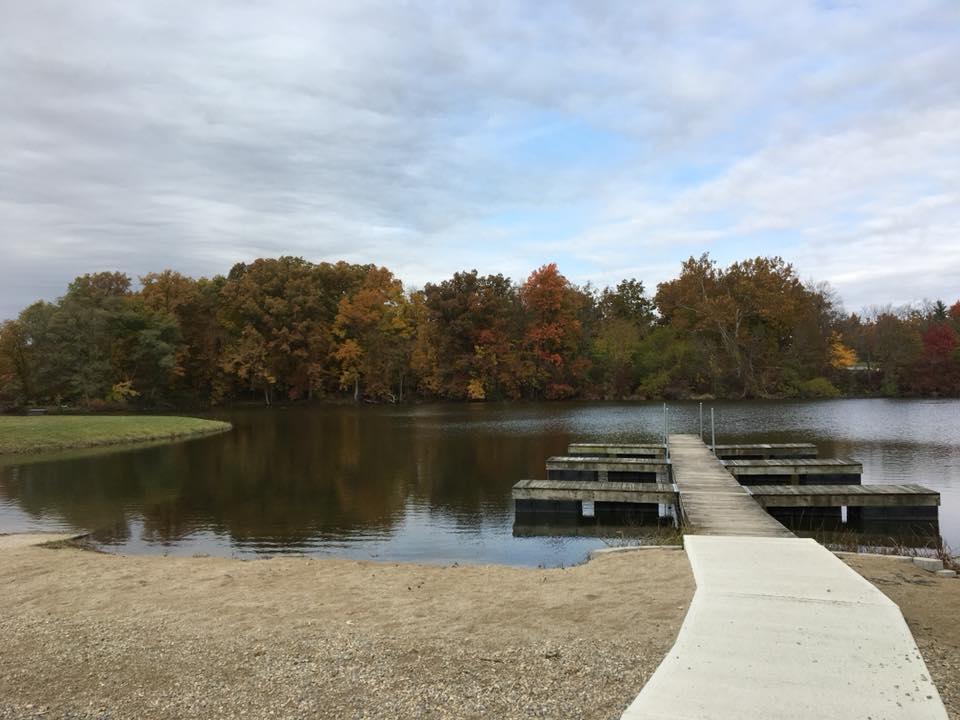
[1,254,958,408]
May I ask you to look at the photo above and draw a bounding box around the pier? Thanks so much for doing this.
[509,433,949,716]
[620,435,948,719]
[513,436,939,531]
[668,434,794,537]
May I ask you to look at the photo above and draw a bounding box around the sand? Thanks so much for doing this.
[2,536,957,720]
[0,537,693,719]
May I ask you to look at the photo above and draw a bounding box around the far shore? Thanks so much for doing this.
[0,535,957,719]
[0,415,232,455]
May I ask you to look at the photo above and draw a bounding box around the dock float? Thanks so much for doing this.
[712,442,817,459]
[545,456,670,483]
[513,479,676,523]
[621,535,948,719]
[744,483,940,509]
[723,457,862,485]
[567,443,666,458]
[512,479,676,504]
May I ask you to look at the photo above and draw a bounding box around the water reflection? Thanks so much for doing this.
[0,399,958,566]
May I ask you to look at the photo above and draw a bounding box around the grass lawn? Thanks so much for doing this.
[0,415,232,454]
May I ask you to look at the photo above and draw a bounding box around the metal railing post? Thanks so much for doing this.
[710,407,716,452]
[665,405,670,462]
[662,403,667,446]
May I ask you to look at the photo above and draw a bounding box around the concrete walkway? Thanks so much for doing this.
[670,434,794,537]
[622,535,948,719]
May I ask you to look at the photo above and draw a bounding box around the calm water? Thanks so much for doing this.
[1,400,958,566]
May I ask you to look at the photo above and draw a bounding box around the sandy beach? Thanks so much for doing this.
[1,536,958,719]
[0,537,693,719]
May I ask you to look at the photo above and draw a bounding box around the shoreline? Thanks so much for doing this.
[1,535,957,719]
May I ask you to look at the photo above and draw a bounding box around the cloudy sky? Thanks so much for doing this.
[2,1,959,319]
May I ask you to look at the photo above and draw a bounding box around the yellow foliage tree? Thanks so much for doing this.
[829,331,857,369]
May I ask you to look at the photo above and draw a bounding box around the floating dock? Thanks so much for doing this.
[513,437,938,531]
[712,442,818,459]
[567,443,666,458]
[513,479,676,505]
[744,483,939,509]
[722,457,862,485]
[545,456,670,483]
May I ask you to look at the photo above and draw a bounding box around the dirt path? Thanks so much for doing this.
[0,540,693,720]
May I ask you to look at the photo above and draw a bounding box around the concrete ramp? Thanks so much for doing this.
[622,535,948,719]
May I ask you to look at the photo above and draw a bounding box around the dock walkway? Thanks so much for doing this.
[669,434,793,537]
[621,434,948,719]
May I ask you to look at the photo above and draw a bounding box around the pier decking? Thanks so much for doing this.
[669,434,794,537]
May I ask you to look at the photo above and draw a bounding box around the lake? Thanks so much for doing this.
[1,399,958,566]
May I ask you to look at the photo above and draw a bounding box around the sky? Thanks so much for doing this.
[2,1,959,320]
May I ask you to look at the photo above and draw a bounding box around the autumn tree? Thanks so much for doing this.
[411,271,524,400]
[217,258,370,403]
[519,263,589,399]
[332,266,411,402]
[656,254,818,397]
[912,322,960,395]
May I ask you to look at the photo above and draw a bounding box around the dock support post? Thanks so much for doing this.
[699,402,703,441]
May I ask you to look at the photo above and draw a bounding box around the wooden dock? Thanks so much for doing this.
[723,457,862,485]
[745,483,940,509]
[567,442,665,458]
[669,434,794,537]
[511,435,939,533]
[545,456,670,482]
[512,479,676,504]
[712,442,817,459]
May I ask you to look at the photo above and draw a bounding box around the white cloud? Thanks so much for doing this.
[1,0,959,317]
